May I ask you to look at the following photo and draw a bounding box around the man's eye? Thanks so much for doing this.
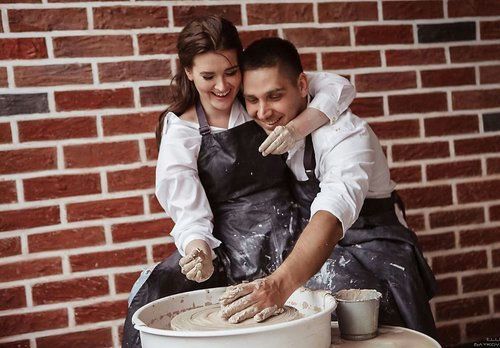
[245,98,257,104]
[269,94,282,100]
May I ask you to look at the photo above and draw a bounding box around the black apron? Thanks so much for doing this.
[294,135,438,339]
[122,104,300,347]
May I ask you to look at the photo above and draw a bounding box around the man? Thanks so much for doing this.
[219,38,437,338]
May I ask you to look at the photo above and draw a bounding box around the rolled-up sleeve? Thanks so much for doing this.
[155,114,221,256]
[309,116,375,236]
[306,72,356,124]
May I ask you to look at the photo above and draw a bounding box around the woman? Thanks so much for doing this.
[123,15,354,347]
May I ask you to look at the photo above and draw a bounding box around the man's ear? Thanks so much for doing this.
[297,72,308,98]
[184,68,194,81]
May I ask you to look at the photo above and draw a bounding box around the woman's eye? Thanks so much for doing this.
[202,76,213,80]
[225,70,238,76]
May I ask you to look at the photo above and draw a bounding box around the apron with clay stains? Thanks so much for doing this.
[122,104,300,347]
[294,135,438,339]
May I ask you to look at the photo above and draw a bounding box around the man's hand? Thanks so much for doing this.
[259,125,299,156]
[219,277,288,324]
[179,240,214,283]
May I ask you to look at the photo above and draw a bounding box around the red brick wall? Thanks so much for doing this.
[0,1,499,346]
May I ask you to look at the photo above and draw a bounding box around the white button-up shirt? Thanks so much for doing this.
[156,72,393,256]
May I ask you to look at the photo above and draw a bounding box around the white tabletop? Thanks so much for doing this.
[330,322,441,347]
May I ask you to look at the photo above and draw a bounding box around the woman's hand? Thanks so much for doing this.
[258,125,299,156]
[179,240,214,283]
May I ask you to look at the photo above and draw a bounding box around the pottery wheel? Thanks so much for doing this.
[170,304,300,331]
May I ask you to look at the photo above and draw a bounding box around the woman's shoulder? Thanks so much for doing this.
[178,106,198,124]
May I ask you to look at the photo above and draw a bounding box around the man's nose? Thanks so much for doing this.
[257,102,270,120]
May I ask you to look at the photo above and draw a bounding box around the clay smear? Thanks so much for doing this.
[334,289,382,302]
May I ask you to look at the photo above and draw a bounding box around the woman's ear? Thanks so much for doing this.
[184,68,194,81]
[297,72,308,98]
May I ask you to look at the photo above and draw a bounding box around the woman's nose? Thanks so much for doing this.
[215,76,228,91]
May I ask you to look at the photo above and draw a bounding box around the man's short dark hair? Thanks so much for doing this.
[241,37,303,83]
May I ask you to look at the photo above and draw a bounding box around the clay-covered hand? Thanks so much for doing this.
[179,240,214,283]
[219,277,286,323]
[258,124,299,157]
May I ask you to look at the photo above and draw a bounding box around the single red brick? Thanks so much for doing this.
[94,6,168,29]
[0,180,16,204]
[32,276,109,305]
[23,173,101,201]
[9,9,87,32]
[436,277,458,296]
[450,44,500,63]
[455,135,500,155]
[0,147,57,174]
[389,165,422,184]
[418,232,455,252]
[112,218,174,243]
[14,64,92,87]
[247,3,312,24]
[453,88,500,110]
[481,20,500,39]
[495,249,500,267]
[0,309,67,338]
[424,114,479,136]
[437,324,461,347]
[389,92,447,114]
[429,207,484,228]
[55,88,134,111]
[284,28,350,48]
[323,51,381,70]
[102,112,158,136]
[138,33,178,55]
[173,5,241,26]
[75,299,127,324]
[369,119,420,139]
[140,86,172,107]
[0,257,62,282]
[107,166,155,192]
[491,205,500,221]
[98,60,170,83]
[355,25,413,45]
[421,67,476,87]
[461,227,500,248]
[383,1,443,19]
[449,0,500,17]
[480,65,500,84]
[457,179,500,203]
[466,318,500,341]
[350,97,384,117]
[70,247,147,272]
[356,71,416,92]
[386,48,446,66]
[18,116,97,142]
[0,287,26,310]
[36,328,112,348]
[0,206,60,232]
[153,242,177,262]
[0,340,30,348]
[436,296,489,321]
[393,142,449,161]
[398,185,452,209]
[115,271,141,294]
[0,67,8,87]
[462,271,500,293]
[319,2,378,22]
[145,138,159,161]
[427,160,482,181]
[487,157,500,174]
[0,123,11,144]
[67,196,144,222]
[64,141,140,168]
[496,294,500,312]
[300,53,317,71]
[53,35,133,58]
[0,237,21,257]
[0,38,47,60]
[239,30,279,48]
[405,213,425,231]
[148,194,164,213]
[433,250,487,274]
[28,226,105,253]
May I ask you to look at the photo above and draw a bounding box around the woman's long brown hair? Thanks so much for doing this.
[155,15,243,146]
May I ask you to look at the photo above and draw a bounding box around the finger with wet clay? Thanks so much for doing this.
[185,263,202,281]
[220,294,254,320]
[258,128,280,154]
[219,283,254,306]
[180,257,202,275]
[255,305,285,322]
[228,305,261,324]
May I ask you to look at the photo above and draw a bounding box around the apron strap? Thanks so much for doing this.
[304,134,317,181]
[196,102,212,136]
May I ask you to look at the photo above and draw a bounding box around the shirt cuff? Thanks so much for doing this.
[310,197,360,238]
[179,233,221,260]
[308,92,341,124]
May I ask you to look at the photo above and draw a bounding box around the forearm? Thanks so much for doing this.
[271,210,343,298]
[287,107,329,139]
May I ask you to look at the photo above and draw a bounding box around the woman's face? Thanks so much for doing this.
[185,49,241,118]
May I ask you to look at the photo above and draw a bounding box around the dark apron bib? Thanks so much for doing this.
[123,105,300,347]
[293,135,438,339]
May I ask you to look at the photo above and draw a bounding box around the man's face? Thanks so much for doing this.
[243,66,308,133]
